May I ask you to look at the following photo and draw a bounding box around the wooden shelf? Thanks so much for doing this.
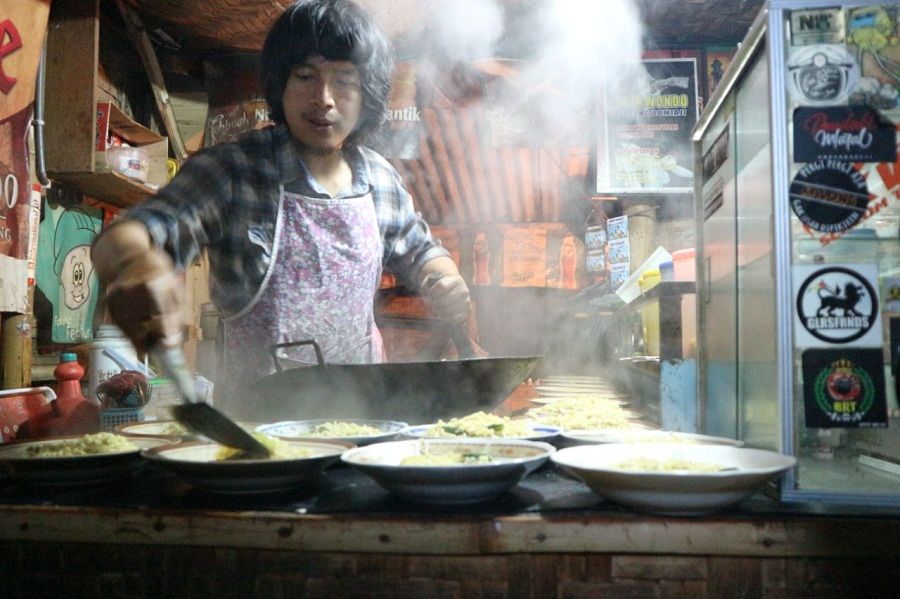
[43,0,164,209]
[50,171,157,208]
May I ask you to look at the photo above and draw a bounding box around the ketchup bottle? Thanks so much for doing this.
[52,352,101,435]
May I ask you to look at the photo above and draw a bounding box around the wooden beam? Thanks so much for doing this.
[44,0,99,176]
[114,0,188,162]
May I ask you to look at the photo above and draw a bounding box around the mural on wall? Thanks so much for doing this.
[0,0,51,313]
[35,202,103,343]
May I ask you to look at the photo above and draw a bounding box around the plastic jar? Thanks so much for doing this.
[638,268,661,356]
[88,324,140,403]
[107,145,150,182]
[672,248,696,281]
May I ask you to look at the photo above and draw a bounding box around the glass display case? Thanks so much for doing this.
[693,0,899,506]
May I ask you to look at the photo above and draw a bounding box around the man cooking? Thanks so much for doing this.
[91,0,470,416]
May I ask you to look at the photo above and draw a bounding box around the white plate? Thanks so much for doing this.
[255,419,407,446]
[401,422,560,443]
[535,386,623,394]
[142,439,349,494]
[0,435,171,487]
[552,443,796,515]
[559,429,744,448]
[342,439,555,504]
[530,394,630,406]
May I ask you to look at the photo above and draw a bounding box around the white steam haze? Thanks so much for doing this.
[417,0,647,147]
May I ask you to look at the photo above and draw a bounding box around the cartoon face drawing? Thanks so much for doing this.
[51,208,99,311]
[60,244,93,309]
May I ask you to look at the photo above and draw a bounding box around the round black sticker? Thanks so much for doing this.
[796,266,878,344]
[789,159,869,233]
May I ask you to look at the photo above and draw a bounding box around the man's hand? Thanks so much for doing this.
[418,256,471,323]
[92,221,184,353]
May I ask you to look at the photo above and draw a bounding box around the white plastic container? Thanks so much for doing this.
[88,324,140,403]
[107,145,150,182]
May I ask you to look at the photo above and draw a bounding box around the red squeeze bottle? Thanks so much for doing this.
[52,352,101,435]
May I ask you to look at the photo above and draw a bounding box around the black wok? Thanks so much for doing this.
[245,339,541,423]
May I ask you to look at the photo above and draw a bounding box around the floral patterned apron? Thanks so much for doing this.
[218,186,384,413]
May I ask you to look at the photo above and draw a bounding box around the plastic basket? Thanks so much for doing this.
[100,407,144,432]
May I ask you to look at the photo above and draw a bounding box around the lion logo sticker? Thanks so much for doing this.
[794,264,882,347]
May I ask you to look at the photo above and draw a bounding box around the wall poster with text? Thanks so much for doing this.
[596,55,700,195]
[0,1,51,313]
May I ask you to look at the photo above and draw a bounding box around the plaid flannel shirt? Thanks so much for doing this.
[125,124,447,316]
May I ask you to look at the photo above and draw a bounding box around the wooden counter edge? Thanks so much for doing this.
[2,504,899,557]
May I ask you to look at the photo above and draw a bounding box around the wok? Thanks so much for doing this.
[245,340,541,423]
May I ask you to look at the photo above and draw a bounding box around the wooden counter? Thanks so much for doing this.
[3,466,900,598]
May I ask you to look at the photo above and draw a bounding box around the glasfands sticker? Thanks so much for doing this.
[794,264,882,347]
[802,348,887,428]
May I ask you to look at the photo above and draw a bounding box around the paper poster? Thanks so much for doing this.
[597,56,699,194]
[501,227,547,288]
[546,233,580,290]
[606,215,628,241]
[35,202,103,343]
[610,263,630,289]
[705,47,736,99]
[0,2,51,313]
[608,238,630,266]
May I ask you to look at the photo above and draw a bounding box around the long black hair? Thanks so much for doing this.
[261,0,392,148]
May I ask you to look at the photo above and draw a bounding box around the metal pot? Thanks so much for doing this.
[245,340,541,423]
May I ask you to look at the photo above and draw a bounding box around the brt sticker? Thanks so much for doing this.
[802,348,887,428]
[794,264,882,347]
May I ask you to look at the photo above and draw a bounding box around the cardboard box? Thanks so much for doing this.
[94,102,168,190]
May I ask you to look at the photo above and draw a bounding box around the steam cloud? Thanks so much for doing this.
[415,0,647,147]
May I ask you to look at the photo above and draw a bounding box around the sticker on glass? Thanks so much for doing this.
[802,348,887,428]
[792,105,896,163]
[794,264,882,347]
[789,159,869,233]
[787,44,859,105]
[790,8,845,46]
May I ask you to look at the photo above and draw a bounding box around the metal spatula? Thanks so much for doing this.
[152,346,270,459]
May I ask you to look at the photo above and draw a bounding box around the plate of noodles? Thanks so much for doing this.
[342,439,555,504]
[0,432,172,487]
[255,419,407,446]
[401,412,559,442]
[552,443,796,515]
[116,419,260,441]
[141,433,350,494]
[524,396,644,431]
[558,428,744,449]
